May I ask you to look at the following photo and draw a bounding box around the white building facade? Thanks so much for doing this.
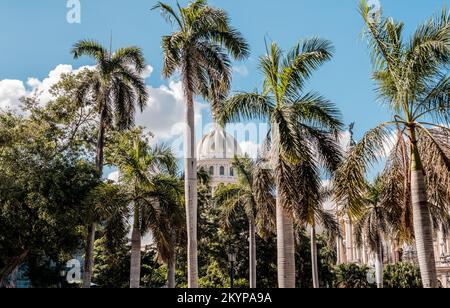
[197,126,242,191]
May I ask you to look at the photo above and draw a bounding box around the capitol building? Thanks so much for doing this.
[196,126,243,190]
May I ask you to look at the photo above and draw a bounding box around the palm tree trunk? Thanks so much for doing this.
[311,223,319,288]
[249,219,257,288]
[375,237,384,289]
[185,90,198,288]
[167,255,176,288]
[276,196,296,288]
[82,107,107,289]
[409,128,437,288]
[130,204,141,288]
[82,223,96,288]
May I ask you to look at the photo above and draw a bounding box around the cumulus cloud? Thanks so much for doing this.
[0,64,208,148]
[0,80,27,111]
[0,64,94,114]
[141,65,154,79]
[29,64,94,105]
[233,65,249,77]
[136,80,206,142]
[107,170,120,184]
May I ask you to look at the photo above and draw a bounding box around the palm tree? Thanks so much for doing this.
[153,0,249,287]
[334,1,449,288]
[297,183,340,289]
[72,40,148,288]
[110,131,183,288]
[214,157,275,288]
[220,40,343,288]
[353,178,401,289]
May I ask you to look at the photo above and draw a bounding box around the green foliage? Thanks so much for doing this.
[93,237,171,289]
[383,262,423,288]
[333,263,375,289]
[0,107,100,285]
[296,231,336,288]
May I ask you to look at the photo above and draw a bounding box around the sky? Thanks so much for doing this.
[0,0,448,174]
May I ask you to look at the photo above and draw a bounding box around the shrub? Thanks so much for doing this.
[333,263,375,288]
[383,262,422,288]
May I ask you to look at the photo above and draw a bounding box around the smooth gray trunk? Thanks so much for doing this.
[167,256,176,288]
[375,238,384,289]
[410,129,437,288]
[130,227,141,288]
[82,223,96,288]
[249,220,257,288]
[83,107,107,288]
[276,198,296,288]
[185,91,198,288]
[311,224,319,288]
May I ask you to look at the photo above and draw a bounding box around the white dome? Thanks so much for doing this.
[197,127,242,160]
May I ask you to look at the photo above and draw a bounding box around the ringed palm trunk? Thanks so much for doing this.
[82,108,107,288]
[185,90,199,288]
[409,128,437,288]
[276,193,296,288]
[375,237,384,289]
[130,204,141,288]
[310,222,319,288]
[249,219,257,288]
[167,254,176,288]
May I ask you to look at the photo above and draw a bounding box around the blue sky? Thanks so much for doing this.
[0,0,447,153]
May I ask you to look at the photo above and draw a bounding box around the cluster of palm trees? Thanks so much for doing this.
[70,0,449,288]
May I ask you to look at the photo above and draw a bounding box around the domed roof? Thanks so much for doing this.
[197,126,242,160]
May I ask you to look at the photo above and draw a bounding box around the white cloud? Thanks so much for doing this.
[141,65,154,79]
[107,171,120,184]
[29,64,94,105]
[0,80,27,111]
[0,64,95,114]
[0,64,207,147]
[233,65,249,77]
[136,81,206,142]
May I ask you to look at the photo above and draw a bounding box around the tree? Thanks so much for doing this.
[353,178,400,288]
[334,263,375,289]
[220,40,342,288]
[72,41,148,288]
[214,157,275,288]
[334,1,449,288]
[297,185,340,289]
[108,130,183,288]
[153,0,249,288]
[384,262,423,288]
[0,110,99,286]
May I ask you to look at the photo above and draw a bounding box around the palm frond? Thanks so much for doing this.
[280,37,334,97]
[151,1,183,28]
[220,92,274,125]
[334,123,394,216]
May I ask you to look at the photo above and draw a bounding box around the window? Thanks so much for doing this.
[220,166,225,176]
[209,166,214,176]
[230,167,234,177]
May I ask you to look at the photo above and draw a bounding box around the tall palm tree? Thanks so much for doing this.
[296,183,340,289]
[334,1,449,288]
[353,178,401,289]
[72,41,148,288]
[214,157,275,288]
[220,40,343,288]
[110,131,182,288]
[153,0,249,287]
